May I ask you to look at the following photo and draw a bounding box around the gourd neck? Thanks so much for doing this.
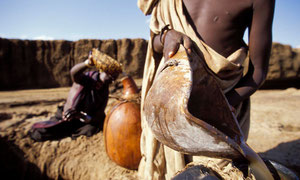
[122,76,139,99]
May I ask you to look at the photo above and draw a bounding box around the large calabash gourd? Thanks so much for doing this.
[103,76,142,170]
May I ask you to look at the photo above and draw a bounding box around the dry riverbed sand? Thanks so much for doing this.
[0,81,299,179]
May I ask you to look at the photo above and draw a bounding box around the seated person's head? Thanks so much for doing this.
[99,71,118,84]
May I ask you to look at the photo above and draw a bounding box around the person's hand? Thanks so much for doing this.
[63,109,79,121]
[162,29,193,60]
[85,51,95,67]
[63,109,91,123]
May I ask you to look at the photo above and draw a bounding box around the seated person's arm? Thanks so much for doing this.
[225,0,275,107]
[70,53,95,86]
[70,62,88,83]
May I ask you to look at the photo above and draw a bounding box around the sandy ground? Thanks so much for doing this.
[0,82,299,179]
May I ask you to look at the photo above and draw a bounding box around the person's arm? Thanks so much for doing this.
[70,53,94,84]
[152,28,193,59]
[152,31,164,54]
[225,0,275,107]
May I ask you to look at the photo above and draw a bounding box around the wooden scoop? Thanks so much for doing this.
[144,46,274,179]
[145,46,243,158]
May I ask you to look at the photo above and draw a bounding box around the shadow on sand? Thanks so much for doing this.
[259,139,300,176]
[0,136,52,180]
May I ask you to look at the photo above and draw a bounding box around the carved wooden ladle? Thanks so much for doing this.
[144,45,274,180]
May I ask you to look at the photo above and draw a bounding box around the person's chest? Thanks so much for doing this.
[183,0,253,56]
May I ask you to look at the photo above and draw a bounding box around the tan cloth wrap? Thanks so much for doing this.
[138,0,250,179]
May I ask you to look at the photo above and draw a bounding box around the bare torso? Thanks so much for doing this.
[183,0,253,57]
[152,0,274,107]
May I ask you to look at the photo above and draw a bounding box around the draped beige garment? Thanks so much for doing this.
[138,0,250,179]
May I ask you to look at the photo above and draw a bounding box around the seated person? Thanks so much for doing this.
[30,50,122,141]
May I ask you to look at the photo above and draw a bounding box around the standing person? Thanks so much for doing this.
[138,0,275,179]
[30,49,122,141]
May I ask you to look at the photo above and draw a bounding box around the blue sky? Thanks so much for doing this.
[0,0,299,48]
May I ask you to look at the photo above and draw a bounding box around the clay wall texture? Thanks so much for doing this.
[0,38,299,90]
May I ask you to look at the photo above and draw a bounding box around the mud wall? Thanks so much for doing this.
[0,38,147,90]
[264,43,300,88]
[0,38,299,90]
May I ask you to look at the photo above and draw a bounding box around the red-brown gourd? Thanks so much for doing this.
[103,76,142,170]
